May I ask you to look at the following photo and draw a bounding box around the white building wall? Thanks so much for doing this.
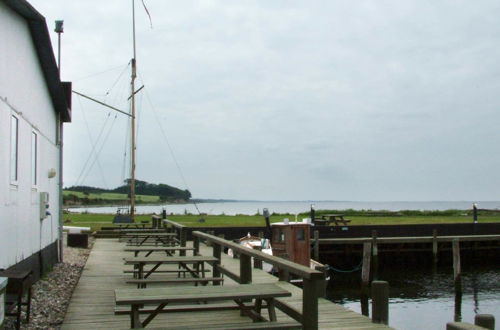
[0,2,61,269]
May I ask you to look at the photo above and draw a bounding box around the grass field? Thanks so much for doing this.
[63,212,500,232]
[63,190,160,202]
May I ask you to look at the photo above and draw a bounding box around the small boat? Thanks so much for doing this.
[229,229,330,280]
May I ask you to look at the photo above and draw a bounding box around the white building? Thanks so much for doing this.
[0,0,71,277]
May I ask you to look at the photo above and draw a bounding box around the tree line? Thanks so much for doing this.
[65,179,191,202]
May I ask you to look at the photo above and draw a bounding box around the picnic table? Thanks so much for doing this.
[315,214,351,226]
[123,232,177,246]
[124,246,196,257]
[115,283,294,329]
[124,256,218,287]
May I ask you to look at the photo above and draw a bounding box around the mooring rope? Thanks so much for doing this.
[329,259,363,273]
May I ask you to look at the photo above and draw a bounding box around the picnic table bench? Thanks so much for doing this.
[315,214,351,226]
[124,246,196,257]
[114,283,295,329]
[0,269,33,330]
[124,256,218,287]
[123,232,178,246]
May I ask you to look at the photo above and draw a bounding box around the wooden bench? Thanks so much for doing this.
[115,283,293,328]
[123,233,178,246]
[126,276,224,288]
[124,256,218,281]
[124,246,195,257]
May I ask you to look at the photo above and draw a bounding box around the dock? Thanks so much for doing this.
[62,237,393,329]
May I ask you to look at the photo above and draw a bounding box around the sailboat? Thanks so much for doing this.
[73,0,143,224]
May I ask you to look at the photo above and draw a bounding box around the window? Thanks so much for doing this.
[10,115,18,182]
[296,228,305,241]
[32,132,38,186]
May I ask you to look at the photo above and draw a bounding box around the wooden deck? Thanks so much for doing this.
[62,239,393,329]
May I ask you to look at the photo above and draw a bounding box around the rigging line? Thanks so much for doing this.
[105,62,131,97]
[135,92,144,162]
[74,96,112,187]
[121,117,130,184]
[73,63,130,82]
[81,113,120,185]
[139,76,201,215]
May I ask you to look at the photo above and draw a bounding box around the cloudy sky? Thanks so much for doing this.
[29,0,500,201]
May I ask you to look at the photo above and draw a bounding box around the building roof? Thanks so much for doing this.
[3,0,71,122]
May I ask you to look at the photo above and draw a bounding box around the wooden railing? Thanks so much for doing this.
[162,219,186,254]
[192,230,325,330]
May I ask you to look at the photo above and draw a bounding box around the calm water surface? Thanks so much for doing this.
[327,266,500,330]
[68,200,500,215]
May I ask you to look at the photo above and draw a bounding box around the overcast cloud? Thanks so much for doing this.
[28,0,500,201]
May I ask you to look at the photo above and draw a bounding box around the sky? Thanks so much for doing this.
[28,0,500,201]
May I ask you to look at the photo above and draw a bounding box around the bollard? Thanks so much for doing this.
[371,281,389,325]
[475,314,495,330]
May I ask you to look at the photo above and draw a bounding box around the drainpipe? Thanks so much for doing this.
[55,20,64,263]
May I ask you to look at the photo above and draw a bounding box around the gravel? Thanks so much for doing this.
[4,234,94,330]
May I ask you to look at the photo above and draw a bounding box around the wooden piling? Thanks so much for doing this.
[313,230,319,261]
[371,281,389,325]
[371,230,378,281]
[475,314,495,330]
[453,239,461,292]
[432,229,438,265]
[361,242,372,288]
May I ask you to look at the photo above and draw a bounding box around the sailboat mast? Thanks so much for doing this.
[130,0,137,219]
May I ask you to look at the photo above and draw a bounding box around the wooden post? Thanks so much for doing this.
[179,228,187,256]
[361,242,372,288]
[193,236,200,256]
[253,246,263,269]
[212,242,222,285]
[371,281,389,324]
[371,230,378,281]
[432,229,438,265]
[453,239,461,292]
[302,278,319,330]
[240,254,252,284]
[475,314,495,330]
[314,265,327,298]
[313,230,319,261]
[360,292,369,317]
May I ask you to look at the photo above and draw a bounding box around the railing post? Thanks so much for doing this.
[302,278,318,330]
[179,228,187,256]
[253,246,263,269]
[371,280,389,324]
[212,240,222,285]
[314,265,328,298]
[193,236,200,256]
[240,254,252,284]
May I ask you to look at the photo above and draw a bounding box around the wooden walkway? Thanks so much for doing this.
[62,239,393,329]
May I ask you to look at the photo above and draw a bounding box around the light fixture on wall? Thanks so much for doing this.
[48,168,57,178]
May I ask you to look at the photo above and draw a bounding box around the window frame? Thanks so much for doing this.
[32,131,38,188]
[10,115,19,185]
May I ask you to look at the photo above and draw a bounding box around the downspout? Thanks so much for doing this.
[55,20,64,263]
